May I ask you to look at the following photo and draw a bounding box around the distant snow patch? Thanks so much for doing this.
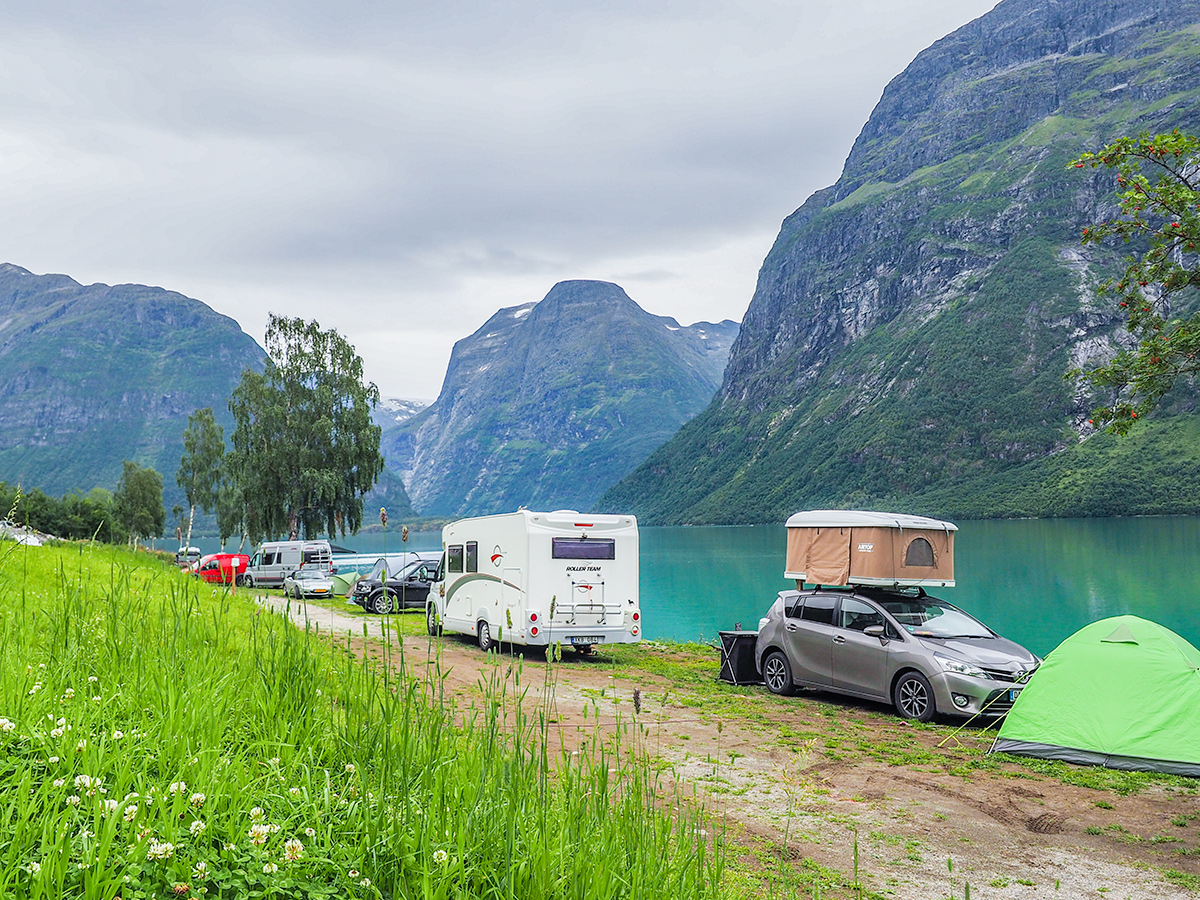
[665,325,679,331]
[513,308,531,319]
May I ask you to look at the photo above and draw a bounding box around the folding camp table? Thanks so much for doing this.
[718,630,761,685]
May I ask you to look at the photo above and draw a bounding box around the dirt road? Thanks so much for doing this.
[265,596,1200,899]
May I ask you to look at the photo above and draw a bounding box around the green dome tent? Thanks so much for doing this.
[992,616,1200,776]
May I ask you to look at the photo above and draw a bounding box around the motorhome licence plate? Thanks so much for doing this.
[571,636,602,645]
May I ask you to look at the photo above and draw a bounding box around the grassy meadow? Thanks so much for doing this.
[0,540,725,899]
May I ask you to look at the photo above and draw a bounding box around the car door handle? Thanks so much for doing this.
[785,623,798,632]
[832,635,846,644]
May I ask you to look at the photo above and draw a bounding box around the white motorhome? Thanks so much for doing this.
[427,509,641,654]
[243,539,332,588]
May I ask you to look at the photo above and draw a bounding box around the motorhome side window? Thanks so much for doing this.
[465,542,478,573]
[551,538,616,560]
[448,545,464,573]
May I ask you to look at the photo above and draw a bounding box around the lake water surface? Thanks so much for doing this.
[640,517,1200,657]
[209,517,1200,657]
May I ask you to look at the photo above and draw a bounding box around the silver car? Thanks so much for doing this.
[754,587,1039,721]
[282,567,335,600]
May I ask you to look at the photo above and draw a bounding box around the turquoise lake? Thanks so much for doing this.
[210,516,1200,656]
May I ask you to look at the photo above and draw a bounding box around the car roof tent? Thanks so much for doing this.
[992,615,1200,777]
[784,509,957,588]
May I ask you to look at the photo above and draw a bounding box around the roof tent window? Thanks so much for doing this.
[552,537,616,560]
[447,545,464,573]
[904,537,935,567]
[466,541,478,573]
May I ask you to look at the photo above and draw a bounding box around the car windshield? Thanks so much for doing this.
[395,559,431,578]
[294,568,326,581]
[878,597,993,638]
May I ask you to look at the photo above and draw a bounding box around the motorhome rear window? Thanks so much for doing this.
[552,538,616,560]
[448,545,464,573]
[466,542,478,573]
[303,549,328,564]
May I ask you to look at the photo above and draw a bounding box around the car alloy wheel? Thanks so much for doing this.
[762,651,795,696]
[894,671,936,722]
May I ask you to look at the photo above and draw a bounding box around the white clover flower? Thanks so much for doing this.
[0,717,15,732]
[348,869,359,878]
[269,756,280,766]
[112,730,124,740]
[248,823,269,846]
[304,827,315,838]
[189,820,207,837]
[250,806,264,821]
[26,861,41,876]
[50,727,65,739]
[28,683,41,695]
[192,861,209,880]
[146,840,175,860]
[53,778,65,788]
[88,676,98,683]
[433,849,449,865]
[284,838,303,861]
[288,787,301,797]
[190,792,206,807]
[103,798,120,815]
[344,763,356,774]
[263,862,278,874]
[123,804,138,822]
[75,740,86,752]
[66,795,81,806]
[62,688,75,700]
[267,822,280,834]
[48,756,59,763]
[360,878,371,887]
[224,842,237,851]
[169,781,187,796]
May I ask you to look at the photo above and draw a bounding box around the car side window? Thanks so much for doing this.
[839,597,884,632]
[799,593,836,625]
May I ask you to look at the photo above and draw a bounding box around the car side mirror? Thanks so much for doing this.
[863,624,886,638]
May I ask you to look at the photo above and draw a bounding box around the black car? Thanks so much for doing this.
[352,556,440,614]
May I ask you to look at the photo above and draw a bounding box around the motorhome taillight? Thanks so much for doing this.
[574,523,593,528]
[632,611,639,621]
[631,626,639,636]
[530,626,539,636]
[529,612,538,623]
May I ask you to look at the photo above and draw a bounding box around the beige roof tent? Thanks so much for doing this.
[784,510,957,588]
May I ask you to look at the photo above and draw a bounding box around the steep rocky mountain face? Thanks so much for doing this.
[387,280,738,516]
[600,0,1200,524]
[0,264,267,506]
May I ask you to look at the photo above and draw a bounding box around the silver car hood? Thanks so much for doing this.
[915,636,1037,670]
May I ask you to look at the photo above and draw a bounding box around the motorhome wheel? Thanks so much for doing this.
[477,620,493,652]
[243,574,255,589]
[426,605,441,636]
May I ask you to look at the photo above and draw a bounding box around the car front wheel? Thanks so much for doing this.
[762,651,795,696]
[894,671,936,722]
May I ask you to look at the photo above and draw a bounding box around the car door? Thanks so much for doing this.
[782,592,836,687]
[400,564,433,607]
[831,596,892,701]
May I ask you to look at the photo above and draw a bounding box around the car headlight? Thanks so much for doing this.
[935,655,986,678]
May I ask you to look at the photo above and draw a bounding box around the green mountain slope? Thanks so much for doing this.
[390,280,738,516]
[599,0,1200,524]
[0,264,267,506]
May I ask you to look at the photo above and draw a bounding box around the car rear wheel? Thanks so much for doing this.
[762,651,795,696]
[894,671,936,722]
[477,620,494,652]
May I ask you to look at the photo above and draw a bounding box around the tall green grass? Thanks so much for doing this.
[0,541,725,899]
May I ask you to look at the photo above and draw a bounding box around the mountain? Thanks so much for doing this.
[387,280,738,516]
[0,264,266,506]
[599,0,1200,524]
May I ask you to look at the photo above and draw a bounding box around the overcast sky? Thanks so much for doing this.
[2,0,998,400]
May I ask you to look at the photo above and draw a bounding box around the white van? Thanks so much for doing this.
[427,509,641,654]
[243,540,332,588]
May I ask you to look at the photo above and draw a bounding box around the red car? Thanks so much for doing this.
[193,553,250,585]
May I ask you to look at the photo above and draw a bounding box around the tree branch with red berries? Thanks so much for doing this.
[1073,130,1200,435]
